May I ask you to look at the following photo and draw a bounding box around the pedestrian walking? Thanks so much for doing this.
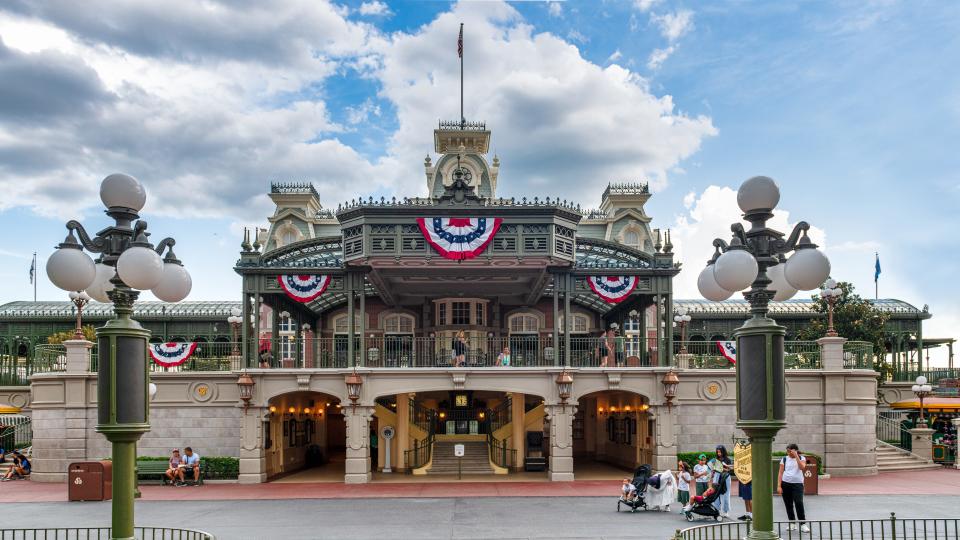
[777,443,809,532]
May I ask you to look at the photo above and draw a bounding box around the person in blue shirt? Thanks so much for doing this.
[178,447,201,486]
[2,451,30,481]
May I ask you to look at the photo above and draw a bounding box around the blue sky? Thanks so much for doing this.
[0,1,957,363]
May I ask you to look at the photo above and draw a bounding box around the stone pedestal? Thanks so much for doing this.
[63,339,94,373]
[909,427,935,462]
[344,405,374,483]
[652,405,678,471]
[238,407,268,484]
[817,336,847,371]
[544,404,576,481]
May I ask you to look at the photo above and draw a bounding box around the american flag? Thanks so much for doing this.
[458,24,463,58]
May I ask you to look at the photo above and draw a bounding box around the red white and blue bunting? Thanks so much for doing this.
[416,217,503,260]
[587,276,639,304]
[149,342,199,368]
[278,275,331,303]
[716,341,737,364]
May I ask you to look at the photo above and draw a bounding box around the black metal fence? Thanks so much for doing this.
[674,514,959,540]
[0,528,214,540]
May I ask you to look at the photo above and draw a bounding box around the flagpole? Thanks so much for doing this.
[32,252,37,302]
[460,23,464,127]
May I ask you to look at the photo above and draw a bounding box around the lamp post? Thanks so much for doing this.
[46,173,191,540]
[819,279,842,337]
[661,369,679,409]
[556,369,573,410]
[912,375,933,426]
[697,176,830,540]
[673,307,691,353]
[68,291,92,339]
[228,307,243,356]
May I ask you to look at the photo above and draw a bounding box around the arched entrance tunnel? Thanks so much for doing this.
[264,391,345,482]
[573,390,653,479]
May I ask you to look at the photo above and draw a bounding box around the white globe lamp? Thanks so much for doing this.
[767,263,797,301]
[117,245,165,290]
[784,247,831,291]
[100,173,146,212]
[151,261,192,302]
[86,263,116,303]
[737,176,780,213]
[713,249,758,292]
[698,265,733,301]
[47,246,97,292]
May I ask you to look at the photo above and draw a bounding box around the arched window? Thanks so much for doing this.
[558,313,590,333]
[508,314,540,334]
[281,230,298,246]
[624,230,640,248]
[333,314,366,334]
[383,313,415,334]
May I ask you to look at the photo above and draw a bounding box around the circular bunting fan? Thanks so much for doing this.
[278,275,331,303]
[416,217,502,260]
[587,275,639,304]
[148,342,198,368]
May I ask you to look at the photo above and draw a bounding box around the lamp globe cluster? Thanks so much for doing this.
[911,375,932,395]
[673,307,691,325]
[820,279,842,300]
[46,174,192,303]
[698,176,831,302]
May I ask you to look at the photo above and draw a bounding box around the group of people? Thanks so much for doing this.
[163,447,201,486]
[621,443,810,528]
[452,332,515,367]
[1,450,30,481]
[595,329,624,367]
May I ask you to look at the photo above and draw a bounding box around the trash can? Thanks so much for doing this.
[68,461,113,501]
[770,456,818,495]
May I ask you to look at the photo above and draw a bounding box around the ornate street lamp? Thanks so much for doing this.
[912,375,933,426]
[819,279,842,337]
[46,173,191,540]
[227,307,243,356]
[555,369,573,409]
[673,307,692,353]
[236,370,255,414]
[661,369,680,409]
[345,370,363,406]
[696,176,830,540]
[68,291,92,339]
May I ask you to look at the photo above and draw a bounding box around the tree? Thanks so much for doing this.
[47,325,97,344]
[797,281,889,368]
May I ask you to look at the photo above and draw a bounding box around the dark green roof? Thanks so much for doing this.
[674,298,929,318]
[0,301,241,321]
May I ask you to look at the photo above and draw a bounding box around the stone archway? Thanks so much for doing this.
[572,389,654,479]
[260,390,346,483]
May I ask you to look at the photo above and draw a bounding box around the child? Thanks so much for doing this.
[620,477,638,502]
[497,346,511,367]
[676,461,692,513]
[683,478,717,511]
[693,454,710,496]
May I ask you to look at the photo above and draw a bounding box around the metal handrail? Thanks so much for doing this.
[843,341,875,369]
[0,527,215,539]
[487,432,516,470]
[487,398,512,433]
[892,368,960,384]
[673,341,823,369]
[404,432,434,471]
[674,514,959,540]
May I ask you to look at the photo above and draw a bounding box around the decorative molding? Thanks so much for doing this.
[297,374,311,391]
[451,372,467,390]
[607,372,622,390]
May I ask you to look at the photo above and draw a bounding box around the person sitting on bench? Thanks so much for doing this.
[165,449,182,485]
[178,447,201,486]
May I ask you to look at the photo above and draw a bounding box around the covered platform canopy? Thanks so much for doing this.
[891,397,960,412]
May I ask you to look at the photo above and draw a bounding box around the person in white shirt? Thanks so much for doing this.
[676,461,692,513]
[621,477,638,502]
[693,454,710,496]
[777,443,809,532]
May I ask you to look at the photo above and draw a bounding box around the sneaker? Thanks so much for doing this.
[788,524,798,531]
[801,524,811,533]
[737,515,748,521]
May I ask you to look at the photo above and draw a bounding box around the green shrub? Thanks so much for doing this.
[133,456,239,479]
[676,450,824,475]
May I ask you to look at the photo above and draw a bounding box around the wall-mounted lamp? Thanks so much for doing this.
[555,369,573,407]
[269,405,277,414]
[303,407,311,415]
[236,370,255,414]
[288,406,296,414]
[345,370,363,406]
[661,369,680,410]
[478,411,486,420]
[439,411,446,419]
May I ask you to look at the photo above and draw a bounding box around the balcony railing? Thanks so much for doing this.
[844,341,876,369]
[673,341,823,369]
[891,367,960,383]
[0,527,214,539]
[674,514,958,540]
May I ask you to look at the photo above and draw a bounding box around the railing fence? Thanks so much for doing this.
[0,527,214,540]
[675,514,960,540]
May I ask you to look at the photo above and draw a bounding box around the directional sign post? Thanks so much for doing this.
[454,443,465,480]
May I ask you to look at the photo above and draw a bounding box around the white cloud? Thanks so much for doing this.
[652,10,694,42]
[548,2,563,17]
[358,1,391,17]
[567,29,589,43]
[647,46,675,70]
[346,99,382,125]
[607,49,623,63]
[634,0,661,12]
[371,1,717,202]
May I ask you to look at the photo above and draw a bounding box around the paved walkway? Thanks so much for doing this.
[2,468,958,503]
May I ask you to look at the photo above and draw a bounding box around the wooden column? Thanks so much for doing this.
[511,393,526,471]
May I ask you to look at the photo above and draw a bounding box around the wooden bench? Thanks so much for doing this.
[136,461,203,485]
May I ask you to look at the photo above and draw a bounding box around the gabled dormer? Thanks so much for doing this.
[425,120,500,199]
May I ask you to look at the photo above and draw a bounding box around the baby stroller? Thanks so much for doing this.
[617,465,654,513]
[684,472,729,522]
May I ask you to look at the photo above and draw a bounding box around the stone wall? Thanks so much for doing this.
[0,385,31,412]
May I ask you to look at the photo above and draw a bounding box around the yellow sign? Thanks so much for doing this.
[706,383,720,396]
[734,440,752,484]
[196,385,209,397]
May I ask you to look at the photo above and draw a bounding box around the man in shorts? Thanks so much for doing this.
[178,447,201,485]
[738,477,753,521]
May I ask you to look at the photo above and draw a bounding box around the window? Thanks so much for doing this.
[383,313,415,334]
[282,230,298,246]
[508,314,540,334]
[624,230,640,248]
[559,314,589,333]
[438,303,447,325]
[452,302,470,325]
[333,314,363,333]
[476,303,485,326]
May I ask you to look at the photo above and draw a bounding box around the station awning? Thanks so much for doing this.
[891,397,960,412]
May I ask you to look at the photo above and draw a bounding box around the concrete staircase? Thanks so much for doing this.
[876,441,939,472]
[427,441,493,475]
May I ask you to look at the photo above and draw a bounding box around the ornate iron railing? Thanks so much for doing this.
[0,527,215,539]
[673,341,822,369]
[409,400,436,434]
[891,368,960,383]
[404,432,434,471]
[674,514,959,540]
[487,432,516,470]
[877,412,913,450]
[487,398,512,433]
[843,341,875,369]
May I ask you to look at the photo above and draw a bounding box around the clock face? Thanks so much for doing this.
[455,394,468,407]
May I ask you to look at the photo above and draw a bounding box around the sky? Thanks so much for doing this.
[0,0,957,364]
